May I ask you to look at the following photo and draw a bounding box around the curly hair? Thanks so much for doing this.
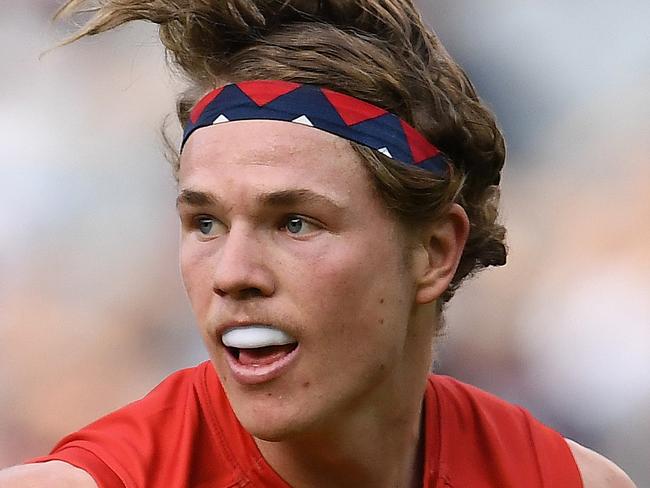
[57,0,507,303]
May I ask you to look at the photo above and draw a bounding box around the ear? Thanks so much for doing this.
[412,203,470,305]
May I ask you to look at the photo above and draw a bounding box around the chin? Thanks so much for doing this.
[236,403,314,442]
[226,380,330,440]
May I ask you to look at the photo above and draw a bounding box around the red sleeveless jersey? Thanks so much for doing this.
[29,361,582,487]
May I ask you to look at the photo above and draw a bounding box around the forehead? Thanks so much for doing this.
[178,120,371,200]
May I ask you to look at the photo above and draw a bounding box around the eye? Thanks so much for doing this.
[193,216,225,238]
[282,215,320,236]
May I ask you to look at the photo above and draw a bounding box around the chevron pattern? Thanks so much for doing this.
[183,80,449,176]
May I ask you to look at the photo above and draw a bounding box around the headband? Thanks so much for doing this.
[183,80,449,176]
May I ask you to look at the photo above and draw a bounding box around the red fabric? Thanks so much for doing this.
[427,376,583,487]
[29,362,582,487]
[237,80,301,107]
[321,88,388,126]
[400,119,441,163]
[189,87,224,124]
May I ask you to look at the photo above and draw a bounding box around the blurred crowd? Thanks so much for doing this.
[1,0,648,484]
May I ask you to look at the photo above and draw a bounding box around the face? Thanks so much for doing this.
[178,121,425,441]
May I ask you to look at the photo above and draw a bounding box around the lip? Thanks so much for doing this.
[224,343,300,385]
[215,321,300,385]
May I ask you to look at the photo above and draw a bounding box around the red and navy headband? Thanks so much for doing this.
[183,80,449,176]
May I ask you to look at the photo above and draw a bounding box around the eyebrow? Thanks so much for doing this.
[176,189,218,209]
[176,188,344,212]
[259,189,344,211]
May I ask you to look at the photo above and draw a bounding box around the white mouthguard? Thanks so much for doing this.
[222,325,296,349]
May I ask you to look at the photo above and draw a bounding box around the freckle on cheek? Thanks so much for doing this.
[302,381,311,388]
[379,298,385,304]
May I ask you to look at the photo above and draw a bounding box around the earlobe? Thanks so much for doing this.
[413,203,470,305]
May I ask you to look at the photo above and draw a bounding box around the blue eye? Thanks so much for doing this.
[283,215,320,236]
[198,218,214,235]
[286,217,305,234]
[194,216,223,237]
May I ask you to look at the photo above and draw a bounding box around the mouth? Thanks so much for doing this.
[227,343,299,365]
[221,325,300,385]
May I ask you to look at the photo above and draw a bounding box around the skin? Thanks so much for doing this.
[567,440,637,488]
[0,120,636,487]
[0,462,96,487]
[177,120,467,487]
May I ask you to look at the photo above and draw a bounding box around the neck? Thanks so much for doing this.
[256,379,428,488]
[255,306,437,488]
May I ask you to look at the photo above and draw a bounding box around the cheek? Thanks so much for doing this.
[180,241,213,315]
[295,239,411,336]
[292,246,412,392]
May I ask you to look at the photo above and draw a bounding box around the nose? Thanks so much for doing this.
[212,224,275,300]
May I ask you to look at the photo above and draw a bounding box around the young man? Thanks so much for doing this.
[0,1,636,487]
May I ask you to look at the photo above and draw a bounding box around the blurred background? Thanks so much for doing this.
[1,0,648,484]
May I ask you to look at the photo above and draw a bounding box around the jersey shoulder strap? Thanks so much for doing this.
[428,375,582,487]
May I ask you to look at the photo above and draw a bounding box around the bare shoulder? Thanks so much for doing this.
[0,461,97,488]
[566,438,637,488]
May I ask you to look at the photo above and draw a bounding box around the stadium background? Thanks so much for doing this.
[1,1,648,484]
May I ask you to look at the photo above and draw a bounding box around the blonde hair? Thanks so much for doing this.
[57,0,507,302]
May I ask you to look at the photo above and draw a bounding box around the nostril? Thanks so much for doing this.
[239,288,264,299]
[214,286,265,299]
